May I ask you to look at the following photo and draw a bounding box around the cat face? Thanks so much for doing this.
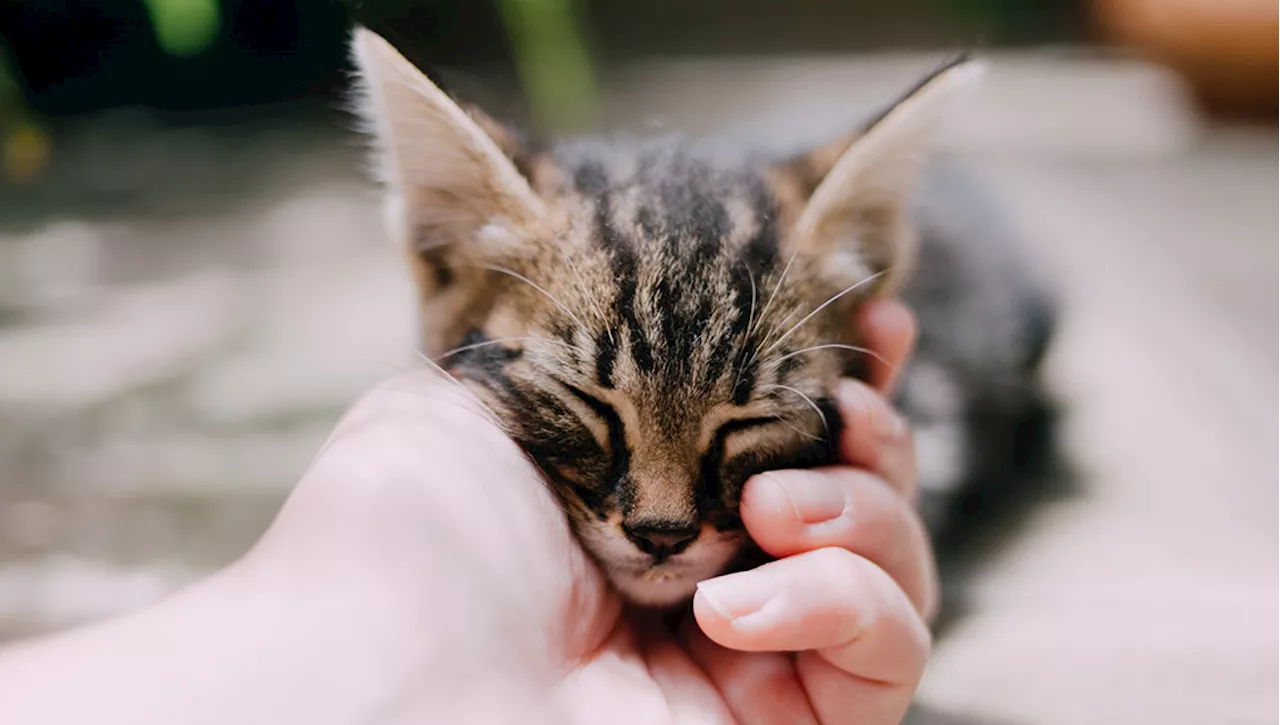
[440,141,852,605]
[351,29,982,606]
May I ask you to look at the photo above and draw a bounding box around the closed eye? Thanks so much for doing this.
[561,383,629,476]
[698,416,781,508]
[713,416,778,440]
[561,383,618,428]
[702,416,778,466]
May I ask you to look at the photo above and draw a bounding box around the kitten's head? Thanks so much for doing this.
[352,29,982,606]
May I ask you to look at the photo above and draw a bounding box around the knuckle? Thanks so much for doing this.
[807,547,867,591]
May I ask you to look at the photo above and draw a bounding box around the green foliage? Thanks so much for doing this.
[497,0,598,131]
[1,39,26,119]
[0,43,15,107]
[0,41,49,183]
[140,0,222,58]
[940,0,1069,43]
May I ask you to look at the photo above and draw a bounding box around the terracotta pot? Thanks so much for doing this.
[1094,0,1277,116]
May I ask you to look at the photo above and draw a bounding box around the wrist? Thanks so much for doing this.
[217,551,566,722]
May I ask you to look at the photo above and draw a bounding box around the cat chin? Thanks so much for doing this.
[608,570,704,608]
[602,539,745,608]
[575,519,746,607]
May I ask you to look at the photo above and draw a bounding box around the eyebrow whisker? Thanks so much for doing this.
[476,263,592,342]
[762,269,889,355]
[760,383,830,438]
[434,335,573,362]
[774,343,887,367]
[770,413,823,441]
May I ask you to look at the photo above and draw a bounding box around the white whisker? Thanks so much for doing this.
[350,350,421,375]
[774,343,887,367]
[752,244,801,337]
[410,348,502,426]
[558,245,614,344]
[376,382,507,430]
[771,413,823,441]
[478,263,590,335]
[763,269,889,355]
[434,335,571,362]
[761,383,829,437]
[731,258,760,394]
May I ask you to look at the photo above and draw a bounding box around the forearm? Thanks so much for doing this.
[0,375,593,725]
[0,564,560,725]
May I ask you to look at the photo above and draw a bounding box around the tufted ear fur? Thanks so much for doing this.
[350,27,546,354]
[782,57,986,297]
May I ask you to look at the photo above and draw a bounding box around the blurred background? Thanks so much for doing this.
[0,1,1275,723]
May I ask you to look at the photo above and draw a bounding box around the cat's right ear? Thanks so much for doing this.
[350,28,545,274]
[777,57,984,298]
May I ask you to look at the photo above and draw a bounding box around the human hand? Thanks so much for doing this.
[682,298,935,724]
[231,298,932,724]
[0,300,932,725]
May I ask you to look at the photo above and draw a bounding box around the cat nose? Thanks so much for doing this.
[622,522,701,558]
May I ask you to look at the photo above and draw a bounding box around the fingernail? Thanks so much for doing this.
[696,570,782,629]
[835,378,865,414]
[753,472,799,519]
[839,378,903,442]
[757,471,846,525]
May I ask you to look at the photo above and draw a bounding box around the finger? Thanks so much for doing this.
[694,549,930,725]
[834,378,917,497]
[740,469,938,618]
[643,639,736,724]
[684,624,818,725]
[854,300,916,395]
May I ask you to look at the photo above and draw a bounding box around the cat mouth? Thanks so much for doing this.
[639,564,697,584]
[585,525,745,606]
[609,564,703,606]
[616,558,690,577]
[606,544,744,606]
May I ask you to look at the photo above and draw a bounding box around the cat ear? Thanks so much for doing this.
[350,27,545,266]
[785,57,985,296]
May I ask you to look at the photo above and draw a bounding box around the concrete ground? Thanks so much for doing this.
[0,51,1275,724]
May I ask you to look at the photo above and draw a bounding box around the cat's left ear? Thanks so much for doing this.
[350,27,545,264]
[781,57,985,296]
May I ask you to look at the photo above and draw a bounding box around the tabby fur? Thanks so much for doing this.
[351,28,1053,606]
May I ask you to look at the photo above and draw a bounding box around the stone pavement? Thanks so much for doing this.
[0,51,1275,724]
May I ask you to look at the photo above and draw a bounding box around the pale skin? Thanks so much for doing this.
[0,300,934,725]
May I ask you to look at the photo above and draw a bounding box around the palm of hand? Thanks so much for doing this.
[282,301,929,725]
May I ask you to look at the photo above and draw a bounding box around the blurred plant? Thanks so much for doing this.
[0,42,15,117]
[140,0,222,57]
[496,0,598,131]
[0,39,50,184]
[942,0,1078,43]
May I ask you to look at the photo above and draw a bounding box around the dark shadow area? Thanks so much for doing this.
[0,0,1152,237]
[929,389,1077,638]
[0,1,351,116]
[1,1,1088,115]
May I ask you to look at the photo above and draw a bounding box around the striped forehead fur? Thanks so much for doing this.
[349,26,984,606]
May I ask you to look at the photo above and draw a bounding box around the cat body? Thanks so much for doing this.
[351,29,1054,607]
[898,162,1056,536]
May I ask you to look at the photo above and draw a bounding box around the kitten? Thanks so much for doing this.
[350,29,1054,607]
[898,162,1056,541]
